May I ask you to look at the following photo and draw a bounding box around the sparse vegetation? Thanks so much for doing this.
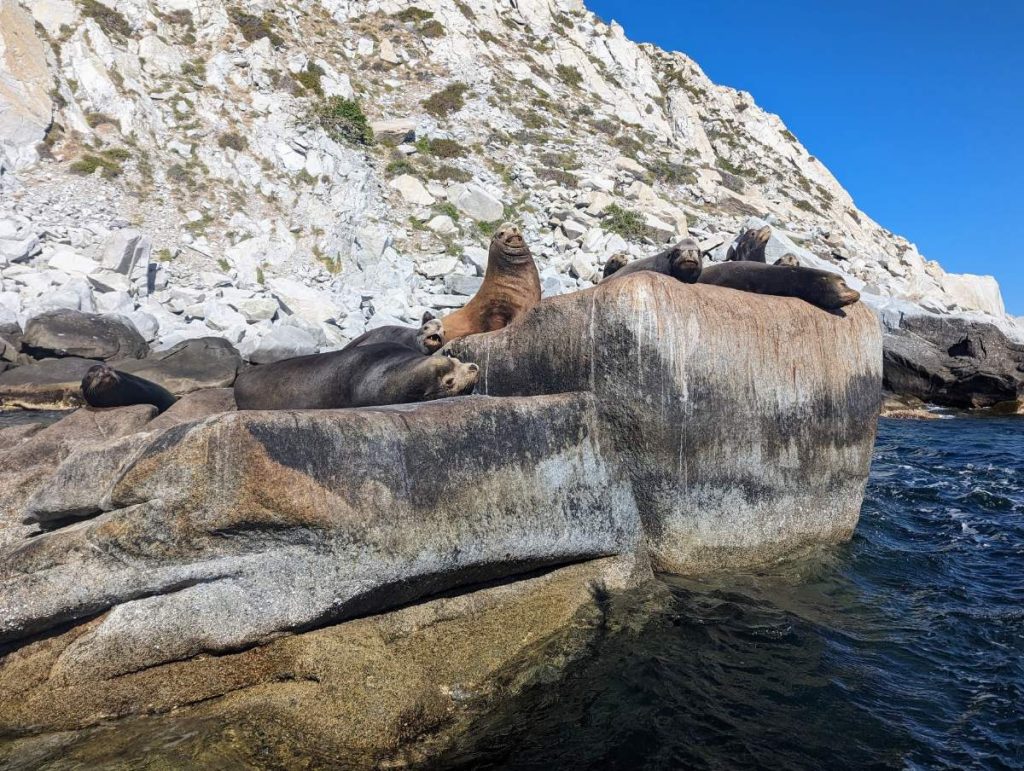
[781,129,797,143]
[294,62,325,96]
[478,30,499,45]
[79,0,131,38]
[603,204,646,240]
[385,152,416,177]
[228,6,284,47]
[217,131,248,151]
[84,111,116,128]
[181,58,206,81]
[69,150,125,178]
[536,168,577,186]
[793,198,821,215]
[555,64,583,88]
[420,19,445,37]
[422,83,470,118]
[435,202,460,221]
[649,159,696,185]
[256,265,266,284]
[430,164,472,183]
[308,97,373,146]
[421,138,466,158]
[454,1,475,19]
[716,156,754,178]
[393,7,433,23]
[156,248,174,262]
[217,257,231,272]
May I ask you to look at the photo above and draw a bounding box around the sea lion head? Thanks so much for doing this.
[81,363,119,395]
[602,252,629,279]
[417,311,445,354]
[424,355,479,400]
[668,237,702,284]
[815,274,861,310]
[774,253,800,267]
[491,222,531,264]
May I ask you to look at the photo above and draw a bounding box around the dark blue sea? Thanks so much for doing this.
[436,417,1024,770]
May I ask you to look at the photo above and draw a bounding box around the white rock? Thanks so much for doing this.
[247,324,318,364]
[371,119,415,145]
[88,269,132,293]
[48,247,100,275]
[101,229,150,275]
[613,156,647,178]
[448,183,504,222]
[0,0,52,170]
[268,277,338,324]
[940,273,1005,317]
[230,297,279,322]
[418,257,458,278]
[0,235,39,263]
[462,246,488,276]
[128,310,159,342]
[379,39,401,65]
[94,290,134,315]
[203,300,248,331]
[562,220,588,240]
[390,174,435,206]
[427,215,457,235]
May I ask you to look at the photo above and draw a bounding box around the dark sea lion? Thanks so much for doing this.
[698,262,860,310]
[602,238,702,284]
[774,253,800,267]
[441,223,541,342]
[233,344,479,410]
[81,363,178,413]
[726,225,772,262]
[342,311,445,354]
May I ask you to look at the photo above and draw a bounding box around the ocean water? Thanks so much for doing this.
[434,417,1024,770]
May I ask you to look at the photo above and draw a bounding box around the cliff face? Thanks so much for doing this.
[0,0,1019,359]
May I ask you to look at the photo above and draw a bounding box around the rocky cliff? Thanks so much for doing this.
[0,0,1020,394]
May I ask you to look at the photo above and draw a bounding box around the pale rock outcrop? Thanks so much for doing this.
[0,0,53,170]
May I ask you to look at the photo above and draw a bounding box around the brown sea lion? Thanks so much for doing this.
[699,262,860,310]
[441,223,540,342]
[602,238,702,284]
[726,225,772,262]
[774,253,800,267]
[233,343,479,410]
[342,311,444,354]
[81,363,178,413]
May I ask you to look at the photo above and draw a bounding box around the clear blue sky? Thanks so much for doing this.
[587,0,1024,315]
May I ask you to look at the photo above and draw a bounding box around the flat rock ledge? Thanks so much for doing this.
[0,274,882,764]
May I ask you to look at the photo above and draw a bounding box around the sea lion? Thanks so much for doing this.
[726,225,771,262]
[233,343,479,410]
[81,363,178,413]
[342,311,445,354]
[774,253,800,267]
[698,262,860,310]
[440,223,541,342]
[602,238,702,284]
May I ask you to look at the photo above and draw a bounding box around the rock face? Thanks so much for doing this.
[22,309,148,360]
[451,274,883,572]
[0,0,52,170]
[881,311,1024,408]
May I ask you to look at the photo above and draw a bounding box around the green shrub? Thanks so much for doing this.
[425,138,466,158]
[385,152,415,177]
[69,151,124,178]
[422,83,469,118]
[420,19,445,37]
[228,7,283,46]
[309,97,373,146]
[649,159,696,185]
[603,204,646,240]
[217,132,248,151]
[454,1,475,19]
[555,64,583,88]
[536,167,577,187]
[294,62,325,96]
[79,0,131,38]
[393,7,433,22]
[84,111,116,128]
[181,58,206,80]
[793,198,821,215]
[216,257,231,271]
[430,164,471,183]
[781,129,797,143]
[435,202,460,221]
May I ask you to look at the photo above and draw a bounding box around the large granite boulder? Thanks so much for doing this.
[0,356,97,408]
[22,309,149,361]
[115,336,243,393]
[450,272,883,573]
[0,393,639,669]
[881,311,1024,408]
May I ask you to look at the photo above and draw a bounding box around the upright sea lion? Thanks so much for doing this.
[233,343,479,410]
[81,363,178,413]
[440,223,541,342]
[726,225,772,262]
[342,311,445,354]
[699,262,860,310]
[602,238,702,284]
